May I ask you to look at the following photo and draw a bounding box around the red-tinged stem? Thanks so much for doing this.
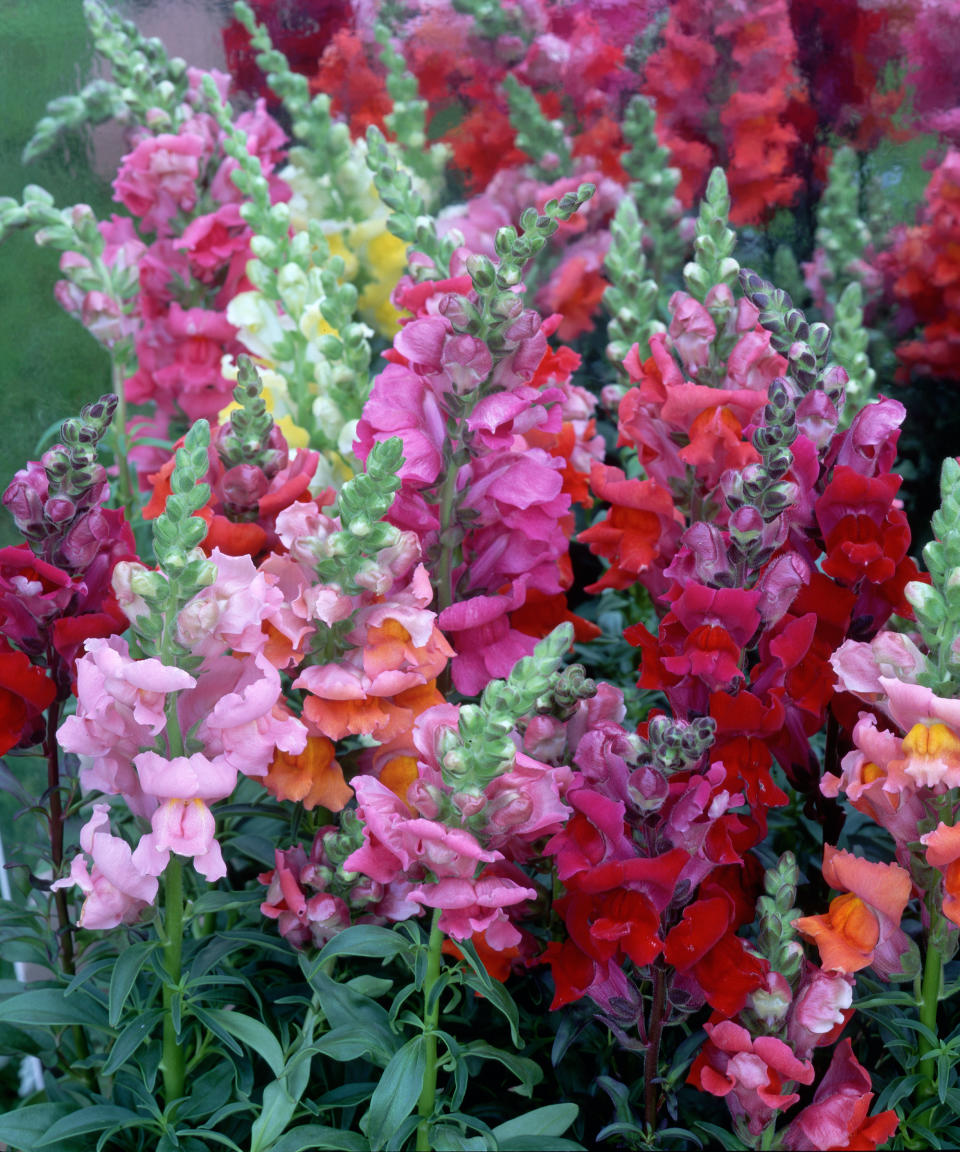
[644,963,667,1131]
[43,693,75,977]
[43,688,91,1078]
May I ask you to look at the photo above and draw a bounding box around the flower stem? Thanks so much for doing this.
[917,934,943,1108]
[161,854,186,1106]
[435,453,461,616]
[416,909,444,1152]
[42,694,74,975]
[111,354,135,526]
[644,962,667,1130]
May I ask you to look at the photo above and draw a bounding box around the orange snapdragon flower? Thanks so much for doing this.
[921,821,960,927]
[793,846,916,979]
[264,734,353,812]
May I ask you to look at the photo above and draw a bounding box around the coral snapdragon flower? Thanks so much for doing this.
[793,847,915,978]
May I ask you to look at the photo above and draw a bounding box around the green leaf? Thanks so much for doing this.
[200,1007,285,1077]
[491,1105,579,1142]
[0,987,111,1030]
[102,1007,164,1076]
[267,1126,370,1152]
[304,968,399,1065]
[312,1024,394,1067]
[314,1082,379,1110]
[64,958,114,996]
[427,1126,491,1151]
[693,1122,749,1151]
[109,939,159,1025]
[462,970,521,1047]
[314,923,413,964]
[250,1080,297,1152]
[0,1104,75,1152]
[190,889,264,915]
[461,1041,542,1098]
[364,1035,427,1152]
[36,1106,151,1147]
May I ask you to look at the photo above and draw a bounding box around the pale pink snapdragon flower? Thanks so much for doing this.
[57,635,196,816]
[178,548,284,661]
[193,650,308,777]
[132,750,238,882]
[52,804,159,929]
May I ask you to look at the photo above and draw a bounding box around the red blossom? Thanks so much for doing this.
[0,640,56,754]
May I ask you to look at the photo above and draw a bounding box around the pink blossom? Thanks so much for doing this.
[195,651,308,777]
[133,750,237,880]
[260,844,351,948]
[692,1019,815,1136]
[724,327,786,392]
[481,751,573,857]
[878,676,960,737]
[833,398,906,478]
[787,967,855,1060]
[52,804,159,929]
[113,132,206,234]
[830,634,928,702]
[668,291,716,377]
[438,586,538,696]
[178,548,282,660]
[781,1040,898,1151]
[408,867,537,947]
[176,203,248,281]
[127,304,240,424]
[57,636,195,815]
[345,775,500,885]
[354,363,448,487]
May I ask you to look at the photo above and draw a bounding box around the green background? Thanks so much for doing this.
[0,0,118,546]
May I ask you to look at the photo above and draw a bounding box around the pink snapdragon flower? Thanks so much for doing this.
[185,650,308,777]
[113,132,206,235]
[259,843,352,949]
[57,635,196,815]
[408,865,537,949]
[781,1039,899,1151]
[690,1019,815,1136]
[178,548,283,661]
[52,804,159,929]
[133,750,238,881]
[787,966,855,1060]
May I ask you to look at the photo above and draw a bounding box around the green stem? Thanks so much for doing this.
[917,935,943,1105]
[161,854,186,1106]
[111,353,135,526]
[435,455,461,616]
[416,909,444,1152]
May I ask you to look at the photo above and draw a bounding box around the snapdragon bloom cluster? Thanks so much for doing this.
[885,148,960,385]
[261,639,593,962]
[143,365,323,561]
[355,261,603,697]
[55,545,309,927]
[642,0,811,223]
[56,67,290,482]
[805,607,960,976]
[299,0,655,196]
[587,274,921,823]
[0,396,137,753]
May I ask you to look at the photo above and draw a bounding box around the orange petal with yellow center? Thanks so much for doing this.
[379,754,419,803]
[820,845,911,926]
[793,895,880,974]
[264,735,353,811]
